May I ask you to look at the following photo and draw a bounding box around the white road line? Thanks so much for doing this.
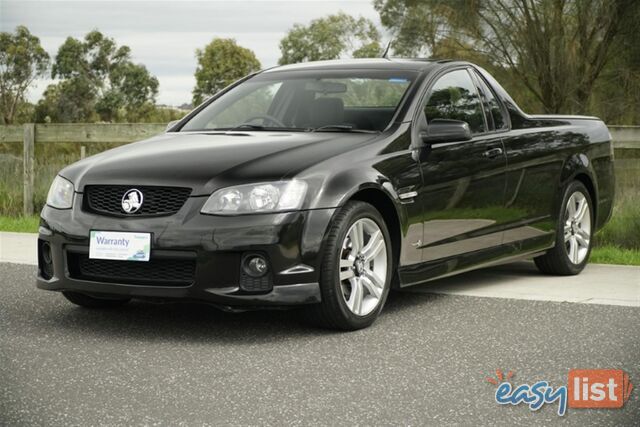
[2,232,638,307]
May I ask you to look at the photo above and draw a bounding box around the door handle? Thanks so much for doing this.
[482,147,503,158]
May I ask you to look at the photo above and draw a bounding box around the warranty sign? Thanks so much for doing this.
[89,230,151,262]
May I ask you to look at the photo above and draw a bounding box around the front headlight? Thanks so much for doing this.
[46,175,75,209]
[201,180,307,215]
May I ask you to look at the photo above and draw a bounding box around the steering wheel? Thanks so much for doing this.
[243,114,286,128]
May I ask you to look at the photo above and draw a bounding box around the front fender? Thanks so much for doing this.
[306,166,402,209]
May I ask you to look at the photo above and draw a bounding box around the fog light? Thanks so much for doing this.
[42,242,52,264]
[243,255,269,278]
[38,239,54,280]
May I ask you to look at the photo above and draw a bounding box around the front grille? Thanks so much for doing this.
[67,252,196,287]
[84,185,191,217]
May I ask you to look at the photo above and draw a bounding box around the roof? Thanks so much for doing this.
[263,58,460,74]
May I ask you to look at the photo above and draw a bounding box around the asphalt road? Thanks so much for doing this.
[1,263,638,426]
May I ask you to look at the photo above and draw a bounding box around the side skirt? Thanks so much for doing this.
[398,240,554,288]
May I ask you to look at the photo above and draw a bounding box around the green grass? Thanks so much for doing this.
[0,215,40,233]
[593,194,640,249]
[589,156,639,265]
[590,246,640,266]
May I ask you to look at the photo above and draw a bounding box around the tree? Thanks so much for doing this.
[374,0,472,57]
[36,30,158,122]
[374,0,638,116]
[278,13,382,65]
[97,62,160,121]
[192,38,261,105]
[588,2,640,124]
[0,26,49,124]
[35,78,97,123]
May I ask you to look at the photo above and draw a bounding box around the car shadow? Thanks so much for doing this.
[36,262,543,343]
[33,262,540,344]
[37,262,543,343]
[38,289,446,343]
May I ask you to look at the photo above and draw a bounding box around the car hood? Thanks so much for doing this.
[61,131,377,195]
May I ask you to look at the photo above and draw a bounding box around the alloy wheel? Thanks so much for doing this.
[338,218,388,316]
[564,191,591,265]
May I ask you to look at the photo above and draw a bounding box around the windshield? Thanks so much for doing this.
[180,70,417,133]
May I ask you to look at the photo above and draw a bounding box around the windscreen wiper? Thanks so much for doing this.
[227,123,266,131]
[310,124,379,134]
[211,124,305,132]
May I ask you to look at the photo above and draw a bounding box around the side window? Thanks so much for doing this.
[473,71,509,131]
[424,69,486,134]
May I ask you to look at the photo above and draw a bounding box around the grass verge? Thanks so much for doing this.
[0,215,40,233]
[590,246,640,266]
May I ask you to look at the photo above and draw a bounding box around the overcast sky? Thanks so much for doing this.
[1,0,382,106]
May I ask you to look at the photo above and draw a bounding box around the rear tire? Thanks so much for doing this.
[307,201,393,330]
[534,181,593,275]
[62,291,131,308]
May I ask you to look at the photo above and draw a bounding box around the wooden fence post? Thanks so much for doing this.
[23,123,35,216]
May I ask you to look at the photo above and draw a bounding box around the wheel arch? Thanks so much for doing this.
[573,173,597,225]
[348,188,402,269]
[559,154,599,228]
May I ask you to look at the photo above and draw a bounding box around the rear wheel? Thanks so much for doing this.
[62,291,131,308]
[534,181,593,275]
[308,201,392,330]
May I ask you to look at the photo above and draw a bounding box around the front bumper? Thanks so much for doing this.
[36,196,336,309]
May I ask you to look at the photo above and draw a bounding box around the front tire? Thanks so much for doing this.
[534,181,593,275]
[308,201,393,330]
[62,291,131,308]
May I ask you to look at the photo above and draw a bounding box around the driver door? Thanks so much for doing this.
[413,68,508,277]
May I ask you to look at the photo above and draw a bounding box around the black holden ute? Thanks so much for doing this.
[37,59,614,330]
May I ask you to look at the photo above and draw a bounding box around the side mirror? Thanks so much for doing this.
[420,119,472,144]
[166,120,179,132]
